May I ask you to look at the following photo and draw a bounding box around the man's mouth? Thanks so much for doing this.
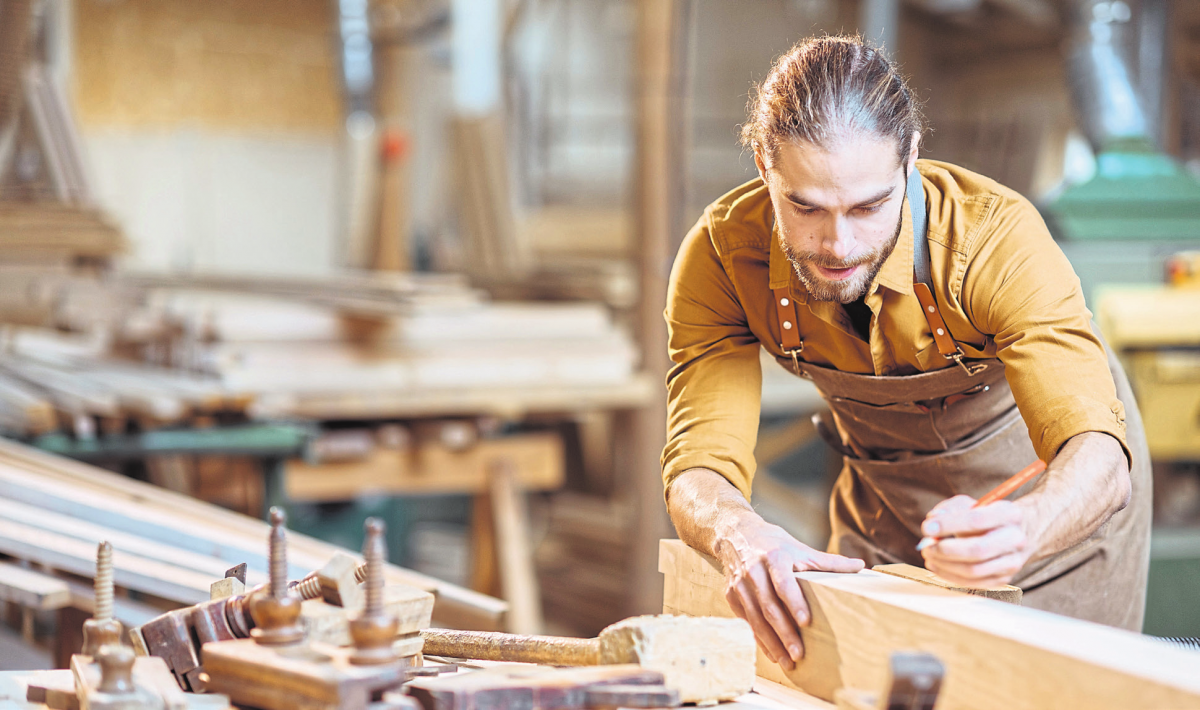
[814,263,860,281]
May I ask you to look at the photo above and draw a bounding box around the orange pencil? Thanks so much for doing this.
[915,459,1048,552]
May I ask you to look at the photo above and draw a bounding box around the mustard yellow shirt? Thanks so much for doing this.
[662,159,1128,500]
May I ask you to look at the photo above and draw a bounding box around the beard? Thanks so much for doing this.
[780,212,903,304]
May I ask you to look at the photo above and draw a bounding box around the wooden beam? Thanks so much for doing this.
[0,561,71,610]
[659,539,1200,709]
[627,0,687,619]
[284,432,563,502]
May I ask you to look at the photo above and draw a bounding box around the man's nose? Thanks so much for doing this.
[821,214,856,261]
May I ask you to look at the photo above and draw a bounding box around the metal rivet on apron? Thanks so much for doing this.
[927,305,936,313]
[936,328,944,335]
[783,321,793,330]
[780,297,790,306]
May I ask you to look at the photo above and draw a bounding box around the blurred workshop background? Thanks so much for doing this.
[0,0,1199,668]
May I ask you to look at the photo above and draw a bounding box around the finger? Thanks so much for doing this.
[927,495,975,518]
[731,579,793,671]
[748,564,802,668]
[927,525,1025,563]
[922,500,1021,538]
[926,552,1025,587]
[805,549,867,574]
[765,557,808,660]
[728,593,775,660]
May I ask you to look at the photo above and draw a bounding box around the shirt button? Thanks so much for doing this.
[780,297,789,306]
[936,328,945,336]
[783,321,793,330]
[927,305,936,313]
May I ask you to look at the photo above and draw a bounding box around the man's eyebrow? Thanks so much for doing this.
[784,186,896,210]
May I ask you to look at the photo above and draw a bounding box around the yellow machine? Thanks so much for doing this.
[1096,254,1200,460]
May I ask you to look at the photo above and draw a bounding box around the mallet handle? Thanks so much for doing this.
[421,629,600,666]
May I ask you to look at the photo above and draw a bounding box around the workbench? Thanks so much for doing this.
[0,667,835,710]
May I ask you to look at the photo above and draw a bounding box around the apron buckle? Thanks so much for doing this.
[782,343,804,375]
[947,349,986,377]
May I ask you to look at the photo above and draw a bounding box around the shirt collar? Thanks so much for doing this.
[766,179,920,298]
[872,188,915,297]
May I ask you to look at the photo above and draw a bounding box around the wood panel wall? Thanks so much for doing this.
[72,0,342,133]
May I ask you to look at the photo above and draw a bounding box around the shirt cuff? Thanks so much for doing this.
[1030,394,1131,467]
[662,452,755,505]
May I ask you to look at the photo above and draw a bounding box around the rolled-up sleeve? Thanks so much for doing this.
[962,196,1130,465]
[662,214,764,502]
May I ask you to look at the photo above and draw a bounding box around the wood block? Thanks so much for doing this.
[659,539,1200,710]
[26,669,80,710]
[871,564,1021,604]
[301,584,434,647]
[209,577,245,601]
[599,615,755,704]
[0,561,71,610]
[202,639,411,710]
[316,553,361,610]
[404,664,665,710]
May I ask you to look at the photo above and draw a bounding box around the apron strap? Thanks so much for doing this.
[907,169,984,377]
[772,286,804,374]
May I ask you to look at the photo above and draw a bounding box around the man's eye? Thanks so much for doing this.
[793,205,818,216]
[856,203,883,215]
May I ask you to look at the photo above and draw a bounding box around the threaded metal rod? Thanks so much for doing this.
[95,541,113,622]
[362,518,385,616]
[268,507,288,599]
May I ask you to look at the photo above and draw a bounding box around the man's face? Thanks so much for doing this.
[757,135,911,304]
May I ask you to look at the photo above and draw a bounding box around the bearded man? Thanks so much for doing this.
[662,35,1151,670]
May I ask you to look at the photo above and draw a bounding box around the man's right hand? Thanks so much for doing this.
[712,518,864,670]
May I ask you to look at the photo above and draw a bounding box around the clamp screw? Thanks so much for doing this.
[82,542,122,656]
[350,518,399,665]
[249,507,306,646]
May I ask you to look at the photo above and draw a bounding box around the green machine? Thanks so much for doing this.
[1044,0,1200,638]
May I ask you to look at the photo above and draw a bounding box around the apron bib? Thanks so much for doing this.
[770,170,1152,631]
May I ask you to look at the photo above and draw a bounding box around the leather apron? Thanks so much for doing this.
[771,171,1152,631]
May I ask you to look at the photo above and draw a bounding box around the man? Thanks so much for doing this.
[662,35,1151,671]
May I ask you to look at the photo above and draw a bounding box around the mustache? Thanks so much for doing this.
[781,243,879,270]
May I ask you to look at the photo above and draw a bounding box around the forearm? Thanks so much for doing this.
[666,468,767,560]
[1017,431,1131,561]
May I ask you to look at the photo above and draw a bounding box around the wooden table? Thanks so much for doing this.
[256,376,658,637]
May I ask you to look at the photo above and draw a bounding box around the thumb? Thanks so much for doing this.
[803,550,866,574]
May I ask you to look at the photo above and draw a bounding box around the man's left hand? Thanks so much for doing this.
[919,495,1033,588]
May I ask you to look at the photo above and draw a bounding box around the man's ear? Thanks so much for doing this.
[754,150,768,184]
[905,132,921,175]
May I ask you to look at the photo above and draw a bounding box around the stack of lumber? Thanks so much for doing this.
[144,285,638,418]
[0,204,124,260]
[0,326,240,438]
[535,493,635,636]
[0,436,505,630]
[0,270,642,435]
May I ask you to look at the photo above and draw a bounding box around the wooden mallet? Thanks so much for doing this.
[422,614,755,704]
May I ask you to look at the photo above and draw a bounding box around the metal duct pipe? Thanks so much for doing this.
[1064,0,1150,152]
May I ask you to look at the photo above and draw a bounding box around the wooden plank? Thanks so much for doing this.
[263,376,655,421]
[0,516,214,604]
[0,494,265,585]
[659,540,1200,710]
[0,561,71,610]
[489,462,542,635]
[284,432,564,502]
